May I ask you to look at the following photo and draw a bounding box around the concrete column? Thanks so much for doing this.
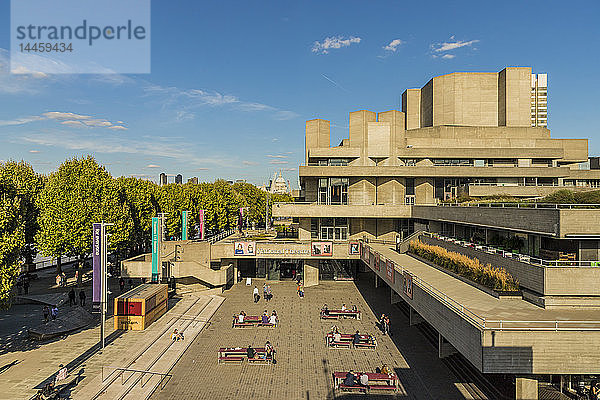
[391,288,402,304]
[303,259,319,287]
[438,333,457,358]
[515,376,538,400]
[409,307,423,326]
[375,274,379,288]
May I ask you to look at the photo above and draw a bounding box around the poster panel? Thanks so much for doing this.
[234,241,256,256]
[311,241,333,256]
[386,259,395,283]
[403,271,413,299]
[349,242,359,255]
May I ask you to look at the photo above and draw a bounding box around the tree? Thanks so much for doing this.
[0,161,44,266]
[36,156,133,270]
[0,174,25,308]
[116,177,159,252]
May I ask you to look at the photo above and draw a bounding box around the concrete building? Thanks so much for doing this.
[124,67,600,399]
[159,173,167,186]
[175,174,183,184]
[188,177,199,184]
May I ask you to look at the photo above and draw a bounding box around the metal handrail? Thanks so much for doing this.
[438,202,600,209]
[362,242,600,331]
[207,229,236,244]
[421,232,600,267]
[101,366,172,389]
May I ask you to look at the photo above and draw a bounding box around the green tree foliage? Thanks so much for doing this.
[36,156,133,262]
[0,170,26,307]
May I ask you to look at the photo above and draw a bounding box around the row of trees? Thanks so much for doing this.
[0,156,293,306]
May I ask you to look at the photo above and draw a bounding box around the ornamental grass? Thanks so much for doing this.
[408,240,519,292]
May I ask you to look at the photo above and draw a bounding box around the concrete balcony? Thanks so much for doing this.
[272,202,412,218]
[467,184,598,198]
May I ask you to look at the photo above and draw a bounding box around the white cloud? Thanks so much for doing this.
[269,160,288,165]
[267,154,288,159]
[20,130,236,168]
[29,150,40,153]
[0,116,44,126]
[383,39,403,52]
[175,110,195,122]
[0,111,128,130]
[146,164,160,168]
[431,36,479,56]
[441,54,456,59]
[312,36,361,54]
[144,84,298,121]
[243,161,259,166]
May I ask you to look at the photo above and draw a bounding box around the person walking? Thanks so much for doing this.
[68,288,76,307]
[79,290,86,306]
[60,272,66,287]
[263,283,268,302]
[266,285,272,302]
[253,286,259,303]
[51,305,58,321]
[384,315,391,336]
[43,305,50,324]
[23,276,30,295]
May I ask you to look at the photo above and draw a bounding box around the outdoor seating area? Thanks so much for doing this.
[332,371,400,394]
[325,332,377,349]
[232,315,277,328]
[217,347,275,365]
[319,305,361,320]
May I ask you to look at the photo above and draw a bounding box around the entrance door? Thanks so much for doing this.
[280,262,296,280]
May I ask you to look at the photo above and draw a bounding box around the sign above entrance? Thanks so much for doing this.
[256,248,310,255]
[311,241,333,256]
[349,242,359,255]
[234,241,256,256]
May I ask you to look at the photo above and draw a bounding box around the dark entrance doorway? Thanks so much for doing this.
[280,262,296,280]
[237,259,256,278]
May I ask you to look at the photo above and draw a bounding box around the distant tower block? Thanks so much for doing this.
[175,174,183,184]
[159,173,167,186]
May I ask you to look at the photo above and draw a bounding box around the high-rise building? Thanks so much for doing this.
[188,177,199,184]
[159,173,167,186]
[175,174,183,184]
[531,73,548,127]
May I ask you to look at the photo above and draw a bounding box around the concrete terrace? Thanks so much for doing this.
[152,279,478,400]
[369,243,600,325]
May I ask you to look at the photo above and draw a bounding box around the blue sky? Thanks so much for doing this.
[1,0,599,187]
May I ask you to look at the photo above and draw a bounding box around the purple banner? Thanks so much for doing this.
[199,210,204,240]
[92,223,101,310]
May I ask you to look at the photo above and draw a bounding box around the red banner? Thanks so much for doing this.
[374,253,380,271]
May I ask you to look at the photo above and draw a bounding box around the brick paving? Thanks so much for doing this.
[152,275,471,400]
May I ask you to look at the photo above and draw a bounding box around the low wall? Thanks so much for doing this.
[420,236,600,297]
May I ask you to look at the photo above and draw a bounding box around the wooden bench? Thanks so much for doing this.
[330,341,351,348]
[368,384,397,392]
[354,342,376,350]
[218,356,244,364]
[247,357,271,365]
[339,384,365,393]
[233,322,255,328]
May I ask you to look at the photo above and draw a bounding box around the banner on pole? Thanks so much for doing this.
[182,211,188,241]
[151,217,159,282]
[199,209,205,240]
[92,223,101,311]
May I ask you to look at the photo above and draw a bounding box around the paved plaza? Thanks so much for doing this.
[152,276,474,400]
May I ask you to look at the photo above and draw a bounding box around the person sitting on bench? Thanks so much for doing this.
[269,312,277,326]
[331,325,340,334]
[333,331,342,343]
[246,345,256,359]
[238,311,245,324]
[359,373,369,387]
[343,370,356,386]
[265,341,276,362]
[322,304,329,315]
[341,303,347,311]
[353,330,361,345]
[381,364,391,375]
[261,311,269,324]
[351,304,357,312]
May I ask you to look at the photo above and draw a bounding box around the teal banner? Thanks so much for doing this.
[151,217,159,282]
[182,211,188,241]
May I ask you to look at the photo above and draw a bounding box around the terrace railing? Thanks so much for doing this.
[420,232,600,267]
